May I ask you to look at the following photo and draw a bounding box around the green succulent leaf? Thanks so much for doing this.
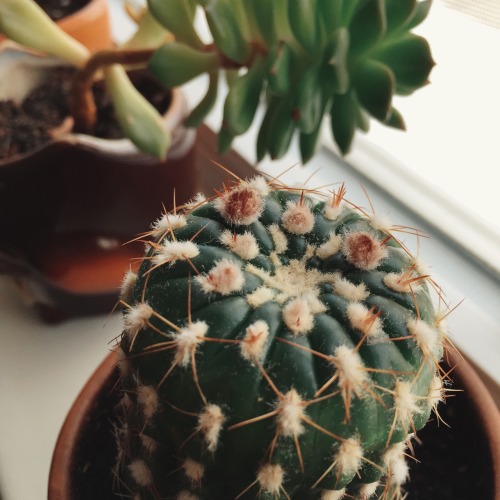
[326,27,350,94]
[243,0,276,46]
[294,67,323,134]
[288,0,319,54]
[341,0,363,26]
[385,0,416,32]
[204,0,251,64]
[317,0,342,39]
[104,65,169,159]
[354,60,395,121]
[268,41,293,95]
[267,97,296,160]
[185,70,219,128]
[384,107,406,130]
[147,0,203,49]
[256,97,280,162]
[0,0,89,66]
[403,0,433,30]
[374,34,434,94]
[217,126,235,153]
[123,8,170,50]
[299,94,331,163]
[221,55,267,136]
[149,42,220,88]
[331,92,356,154]
[349,0,387,55]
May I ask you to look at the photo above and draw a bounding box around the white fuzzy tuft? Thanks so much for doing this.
[342,231,387,270]
[120,269,137,303]
[407,318,440,354]
[116,347,131,377]
[283,296,315,335]
[383,441,406,467]
[120,393,133,413]
[124,303,153,334]
[257,464,284,494]
[246,286,276,308]
[247,175,271,196]
[323,197,344,221]
[214,184,263,225]
[220,230,259,260]
[177,491,200,500]
[335,437,363,476]
[182,457,205,484]
[196,259,245,295]
[137,384,159,419]
[384,271,421,293]
[282,201,315,235]
[128,459,153,487]
[321,489,346,500]
[173,321,209,367]
[413,256,431,277]
[394,381,422,427]
[370,213,392,232]
[268,224,288,254]
[390,456,409,486]
[277,389,306,437]
[316,233,343,260]
[184,192,207,210]
[140,433,157,455]
[152,240,199,267]
[333,275,369,302]
[427,375,444,408]
[358,481,379,498]
[197,404,225,452]
[151,213,187,237]
[240,320,270,361]
[347,303,383,337]
[332,346,367,395]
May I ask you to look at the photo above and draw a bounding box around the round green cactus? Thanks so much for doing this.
[115,176,447,499]
[147,0,435,161]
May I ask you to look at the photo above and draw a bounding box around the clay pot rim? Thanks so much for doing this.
[56,0,109,30]
[48,348,500,499]
[0,44,196,165]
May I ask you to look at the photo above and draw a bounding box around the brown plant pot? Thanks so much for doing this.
[0,0,112,52]
[49,349,500,500]
[0,46,258,322]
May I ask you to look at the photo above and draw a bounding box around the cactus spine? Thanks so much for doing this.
[116,176,448,499]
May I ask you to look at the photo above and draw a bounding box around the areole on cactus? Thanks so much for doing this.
[115,173,449,500]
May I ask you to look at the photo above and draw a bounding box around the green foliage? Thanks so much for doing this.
[116,177,446,499]
[147,0,434,161]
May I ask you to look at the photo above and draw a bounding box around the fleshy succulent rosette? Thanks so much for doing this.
[115,175,449,500]
[148,0,435,161]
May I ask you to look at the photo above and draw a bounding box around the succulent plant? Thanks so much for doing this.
[148,0,435,161]
[1,0,434,162]
[115,175,448,499]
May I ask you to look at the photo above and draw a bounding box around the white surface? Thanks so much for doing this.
[1,2,499,499]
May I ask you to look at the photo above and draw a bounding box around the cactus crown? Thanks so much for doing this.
[1,0,434,162]
[116,173,449,500]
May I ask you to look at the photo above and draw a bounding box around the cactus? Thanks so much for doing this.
[115,175,448,500]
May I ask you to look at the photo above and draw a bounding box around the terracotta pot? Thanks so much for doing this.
[0,0,112,52]
[49,349,500,500]
[0,46,199,321]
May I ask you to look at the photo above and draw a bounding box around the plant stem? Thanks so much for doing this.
[71,49,155,133]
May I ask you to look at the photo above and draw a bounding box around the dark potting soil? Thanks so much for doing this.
[35,0,88,21]
[0,67,171,159]
[70,369,495,500]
